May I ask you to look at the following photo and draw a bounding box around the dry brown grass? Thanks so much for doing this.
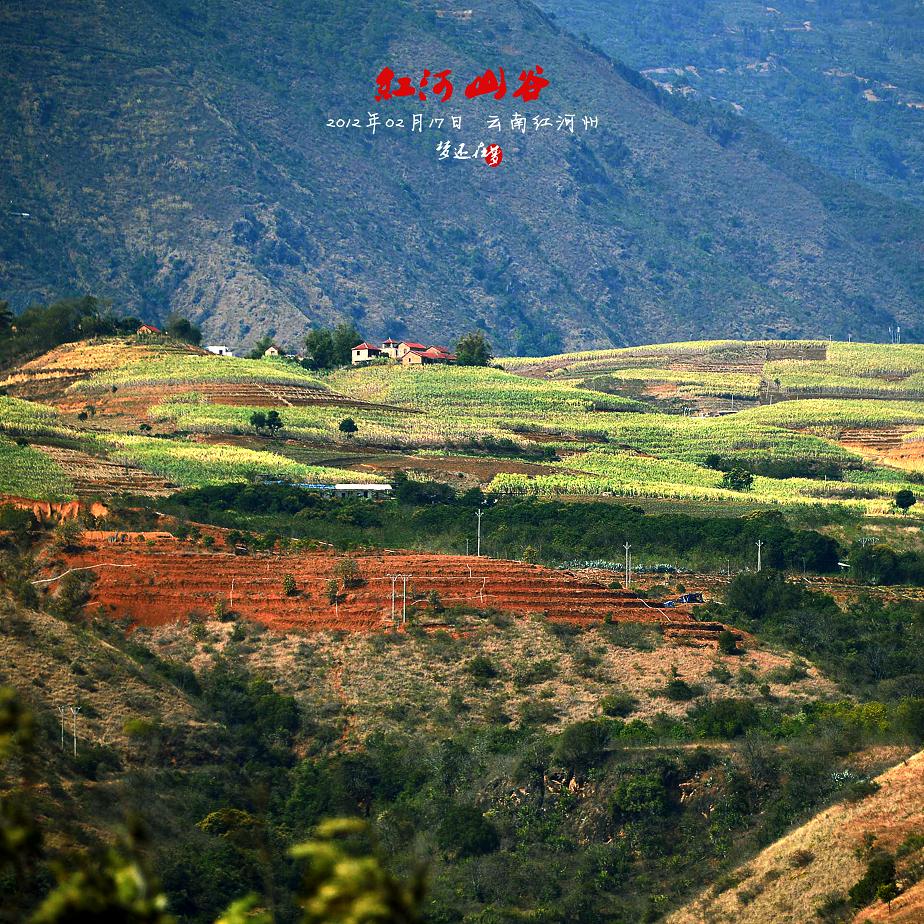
[667,749,924,924]
[0,600,201,753]
[148,612,836,740]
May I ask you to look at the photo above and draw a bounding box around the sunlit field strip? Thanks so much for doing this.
[101,434,383,488]
[74,354,327,391]
[0,436,74,499]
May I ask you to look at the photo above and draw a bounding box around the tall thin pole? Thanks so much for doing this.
[388,575,398,626]
[624,542,632,590]
[401,575,409,625]
[756,539,763,573]
[475,510,483,558]
[58,706,67,751]
[70,706,80,757]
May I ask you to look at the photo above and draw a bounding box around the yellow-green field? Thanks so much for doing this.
[2,338,923,514]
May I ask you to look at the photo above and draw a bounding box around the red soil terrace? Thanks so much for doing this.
[51,534,717,637]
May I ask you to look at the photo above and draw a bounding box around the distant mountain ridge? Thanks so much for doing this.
[0,0,922,353]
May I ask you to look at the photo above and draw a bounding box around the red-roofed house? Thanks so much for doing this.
[381,337,401,359]
[401,346,456,366]
[137,323,162,337]
[351,342,382,365]
[397,341,427,358]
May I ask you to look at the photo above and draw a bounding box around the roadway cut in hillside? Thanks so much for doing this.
[49,535,717,638]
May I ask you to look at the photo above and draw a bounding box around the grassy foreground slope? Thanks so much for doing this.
[668,750,924,924]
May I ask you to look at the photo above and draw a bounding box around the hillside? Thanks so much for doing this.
[1,1,923,352]
[668,749,924,923]
[539,0,924,206]
[2,336,924,526]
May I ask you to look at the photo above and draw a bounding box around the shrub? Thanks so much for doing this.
[664,678,700,701]
[554,719,611,777]
[282,574,297,596]
[611,774,668,818]
[467,655,499,681]
[848,849,896,908]
[436,804,499,858]
[718,630,742,655]
[600,692,638,718]
[690,698,760,739]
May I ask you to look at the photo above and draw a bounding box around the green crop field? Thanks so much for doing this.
[0,437,74,499]
[0,396,83,441]
[74,353,327,392]
[2,338,923,513]
[102,434,381,489]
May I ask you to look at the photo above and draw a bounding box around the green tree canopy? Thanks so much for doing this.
[303,328,336,370]
[165,312,202,345]
[455,331,493,366]
[896,489,917,514]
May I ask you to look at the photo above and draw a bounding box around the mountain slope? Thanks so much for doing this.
[1,0,922,352]
[538,0,924,206]
[667,749,924,924]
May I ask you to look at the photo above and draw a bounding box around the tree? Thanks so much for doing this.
[282,574,297,596]
[332,322,361,367]
[291,818,423,923]
[721,468,754,491]
[896,489,916,515]
[0,300,12,333]
[335,556,363,589]
[247,335,275,359]
[265,410,283,436]
[338,418,358,439]
[436,805,499,859]
[165,313,202,345]
[249,411,267,432]
[304,328,336,370]
[554,719,611,780]
[455,331,493,366]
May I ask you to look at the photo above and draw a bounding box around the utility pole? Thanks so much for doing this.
[624,542,632,590]
[69,706,80,757]
[230,576,235,610]
[465,538,469,556]
[756,539,763,573]
[401,574,410,626]
[387,575,399,625]
[58,705,67,751]
[475,510,483,558]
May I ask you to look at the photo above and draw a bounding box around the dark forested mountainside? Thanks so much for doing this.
[538,0,924,206]
[1,0,922,353]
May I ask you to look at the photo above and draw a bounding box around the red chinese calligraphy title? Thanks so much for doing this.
[375,66,549,103]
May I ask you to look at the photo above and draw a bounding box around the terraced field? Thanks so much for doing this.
[33,445,174,497]
[3,337,923,514]
[55,535,711,634]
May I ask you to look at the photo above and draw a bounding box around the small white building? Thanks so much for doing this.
[351,342,382,364]
[264,345,282,357]
[206,344,235,357]
[332,483,393,499]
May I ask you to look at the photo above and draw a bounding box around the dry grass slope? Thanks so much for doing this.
[667,750,924,924]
